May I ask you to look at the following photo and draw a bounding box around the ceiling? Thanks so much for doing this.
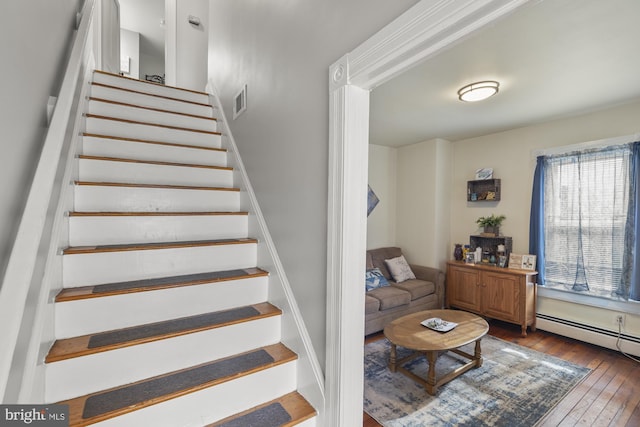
[369,0,640,147]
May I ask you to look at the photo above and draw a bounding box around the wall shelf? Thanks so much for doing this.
[467,179,501,202]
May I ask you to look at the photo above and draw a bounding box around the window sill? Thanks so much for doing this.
[538,286,640,315]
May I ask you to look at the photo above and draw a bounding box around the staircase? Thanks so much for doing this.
[44,70,317,426]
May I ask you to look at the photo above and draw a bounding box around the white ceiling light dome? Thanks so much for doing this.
[458,81,500,102]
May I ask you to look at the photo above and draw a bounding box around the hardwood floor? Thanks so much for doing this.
[363,319,640,427]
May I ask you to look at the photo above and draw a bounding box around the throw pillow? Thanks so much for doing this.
[365,268,390,291]
[385,255,416,283]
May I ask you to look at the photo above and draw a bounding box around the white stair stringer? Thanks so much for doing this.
[81,134,228,167]
[46,315,282,402]
[68,212,248,246]
[55,275,269,338]
[87,98,218,132]
[44,71,317,425]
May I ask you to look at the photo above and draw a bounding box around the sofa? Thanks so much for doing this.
[364,247,445,335]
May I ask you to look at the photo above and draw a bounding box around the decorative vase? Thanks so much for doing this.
[453,244,463,261]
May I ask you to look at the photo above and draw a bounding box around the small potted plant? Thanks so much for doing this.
[476,214,506,236]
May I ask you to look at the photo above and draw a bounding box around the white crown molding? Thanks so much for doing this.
[325,0,530,425]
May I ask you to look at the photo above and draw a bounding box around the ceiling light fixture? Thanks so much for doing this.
[458,81,500,102]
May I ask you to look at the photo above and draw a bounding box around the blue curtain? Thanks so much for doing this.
[532,143,640,301]
[529,156,545,284]
[631,142,640,300]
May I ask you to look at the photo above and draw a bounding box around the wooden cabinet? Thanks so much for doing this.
[446,261,537,336]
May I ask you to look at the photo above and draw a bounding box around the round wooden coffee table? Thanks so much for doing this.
[383,309,489,395]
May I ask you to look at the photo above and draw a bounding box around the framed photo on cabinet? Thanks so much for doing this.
[508,253,537,270]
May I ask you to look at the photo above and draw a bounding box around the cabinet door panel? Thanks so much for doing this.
[483,272,520,321]
[448,267,480,312]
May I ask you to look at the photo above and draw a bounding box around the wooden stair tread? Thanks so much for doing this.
[89,96,217,121]
[56,268,268,302]
[58,343,296,427]
[85,114,222,135]
[46,302,281,363]
[78,154,233,171]
[68,211,248,217]
[83,133,226,152]
[91,81,211,107]
[74,180,239,191]
[94,70,210,97]
[63,238,257,255]
[207,391,317,427]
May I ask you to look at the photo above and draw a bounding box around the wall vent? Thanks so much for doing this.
[233,84,247,120]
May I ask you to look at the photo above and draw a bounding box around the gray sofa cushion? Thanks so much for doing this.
[367,286,411,310]
[365,295,381,314]
[392,279,436,300]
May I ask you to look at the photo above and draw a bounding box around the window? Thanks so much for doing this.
[530,142,640,301]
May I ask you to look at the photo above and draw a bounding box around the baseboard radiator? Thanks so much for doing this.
[536,314,640,358]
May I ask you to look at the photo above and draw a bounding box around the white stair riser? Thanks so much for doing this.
[56,277,269,338]
[45,316,282,402]
[63,243,257,287]
[78,158,233,187]
[74,186,240,212]
[88,100,217,132]
[92,72,209,105]
[92,362,297,427]
[69,214,248,246]
[82,136,227,167]
[296,418,317,427]
[85,117,221,148]
[90,84,213,117]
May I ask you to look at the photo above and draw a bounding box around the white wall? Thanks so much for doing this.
[120,28,140,78]
[119,0,165,81]
[368,139,452,270]
[140,51,164,80]
[451,98,640,338]
[450,99,640,255]
[367,145,397,249]
[207,0,419,368]
[0,0,84,281]
[166,0,208,91]
[396,138,452,270]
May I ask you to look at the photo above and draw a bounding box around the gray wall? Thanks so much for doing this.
[207,0,419,368]
[0,0,84,282]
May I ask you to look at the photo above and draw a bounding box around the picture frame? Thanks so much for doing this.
[475,168,493,180]
[508,253,537,270]
[367,185,379,216]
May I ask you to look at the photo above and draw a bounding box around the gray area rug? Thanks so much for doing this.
[364,336,591,427]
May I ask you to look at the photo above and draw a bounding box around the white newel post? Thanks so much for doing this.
[326,56,370,426]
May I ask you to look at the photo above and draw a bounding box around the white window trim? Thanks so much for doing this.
[531,132,640,158]
[533,131,640,310]
[538,286,640,315]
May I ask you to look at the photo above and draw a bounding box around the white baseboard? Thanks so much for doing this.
[536,316,640,358]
